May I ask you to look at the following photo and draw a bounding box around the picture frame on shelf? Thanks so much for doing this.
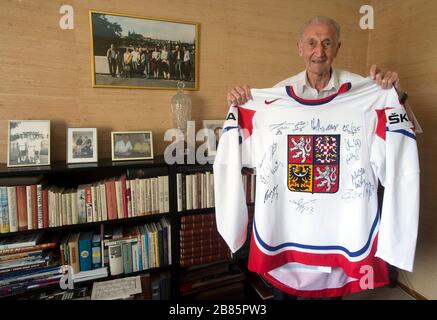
[90,10,199,90]
[7,120,50,167]
[202,120,225,157]
[67,128,98,164]
[111,131,154,161]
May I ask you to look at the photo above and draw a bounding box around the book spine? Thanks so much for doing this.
[177,173,183,212]
[66,191,72,225]
[16,186,27,231]
[181,213,215,224]
[48,189,53,228]
[71,191,78,224]
[186,175,192,210]
[0,187,9,233]
[164,175,169,213]
[42,188,49,228]
[108,244,123,276]
[95,184,102,222]
[122,242,133,274]
[100,184,108,221]
[158,176,164,214]
[91,185,98,222]
[31,185,38,229]
[115,180,123,219]
[179,251,231,267]
[205,172,211,208]
[0,242,57,255]
[36,185,43,229]
[180,242,227,257]
[26,186,33,230]
[179,226,219,238]
[180,220,216,230]
[85,187,93,223]
[193,174,198,210]
[126,180,132,218]
[7,187,18,233]
[130,179,137,217]
[78,238,92,272]
[91,238,102,269]
[121,175,128,219]
[77,188,87,224]
[139,179,145,215]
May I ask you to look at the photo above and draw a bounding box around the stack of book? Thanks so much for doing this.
[103,218,172,276]
[176,172,215,211]
[175,171,256,212]
[179,213,230,267]
[0,174,170,231]
[0,232,62,297]
[180,261,245,300]
[58,231,105,275]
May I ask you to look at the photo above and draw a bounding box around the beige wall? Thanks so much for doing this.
[0,0,368,162]
[368,0,437,300]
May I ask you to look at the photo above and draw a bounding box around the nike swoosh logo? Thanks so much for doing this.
[264,98,280,105]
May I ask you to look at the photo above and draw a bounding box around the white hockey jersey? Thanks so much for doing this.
[213,78,420,297]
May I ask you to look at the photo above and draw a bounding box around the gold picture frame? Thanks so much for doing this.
[89,10,199,90]
[111,131,154,161]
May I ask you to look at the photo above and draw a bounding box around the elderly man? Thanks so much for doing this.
[222,16,420,300]
[227,16,420,130]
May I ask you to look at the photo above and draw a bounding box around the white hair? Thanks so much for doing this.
[299,16,341,42]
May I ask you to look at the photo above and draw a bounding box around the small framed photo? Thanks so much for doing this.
[202,120,225,157]
[67,128,98,164]
[111,131,154,161]
[7,120,50,167]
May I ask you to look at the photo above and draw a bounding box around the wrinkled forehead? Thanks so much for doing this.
[302,21,338,41]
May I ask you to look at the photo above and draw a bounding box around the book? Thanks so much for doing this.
[70,191,78,224]
[31,185,38,230]
[67,233,81,274]
[26,186,33,230]
[7,186,18,233]
[91,234,102,269]
[0,232,60,255]
[36,184,43,229]
[78,232,94,272]
[84,185,93,223]
[76,185,87,224]
[122,242,133,274]
[16,186,27,231]
[180,252,231,267]
[0,233,41,250]
[0,187,9,233]
[108,244,123,276]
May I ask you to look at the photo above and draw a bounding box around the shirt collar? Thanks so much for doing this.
[299,68,339,93]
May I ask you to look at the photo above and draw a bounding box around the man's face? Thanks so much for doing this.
[298,22,341,76]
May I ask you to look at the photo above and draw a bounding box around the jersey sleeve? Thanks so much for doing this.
[370,90,420,272]
[213,104,255,253]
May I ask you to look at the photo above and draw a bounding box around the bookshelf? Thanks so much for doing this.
[0,158,262,300]
[0,157,176,299]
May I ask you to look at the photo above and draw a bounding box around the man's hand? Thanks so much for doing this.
[227,85,253,106]
[369,64,401,91]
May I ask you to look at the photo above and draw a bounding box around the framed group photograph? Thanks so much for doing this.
[111,131,154,161]
[67,128,98,164]
[7,120,50,167]
[90,10,199,90]
[202,120,225,157]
